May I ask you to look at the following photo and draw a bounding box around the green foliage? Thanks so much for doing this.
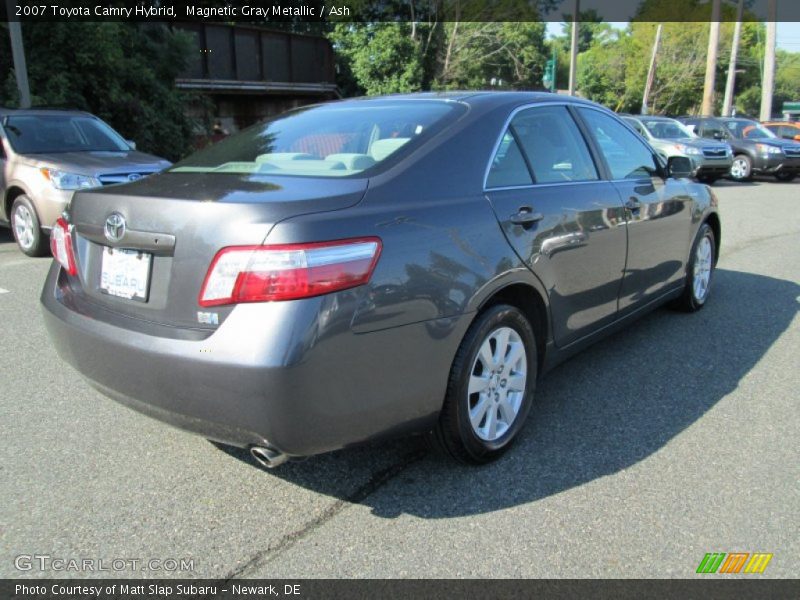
[330,20,548,96]
[0,23,195,161]
[329,23,424,96]
[577,35,631,111]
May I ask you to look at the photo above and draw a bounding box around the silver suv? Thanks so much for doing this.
[623,115,732,184]
[0,108,171,256]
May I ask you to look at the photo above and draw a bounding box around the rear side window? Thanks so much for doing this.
[512,106,599,184]
[487,105,599,188]
[172,101,463,178]
[577,108,659,180]
[701,121,729,139]
[486,132,533,188]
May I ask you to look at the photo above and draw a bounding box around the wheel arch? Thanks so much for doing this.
[4,185,30,222]
[474,282,549,377]
[704,211,721,264]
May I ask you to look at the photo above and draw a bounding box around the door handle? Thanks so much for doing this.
[509,206,544,225]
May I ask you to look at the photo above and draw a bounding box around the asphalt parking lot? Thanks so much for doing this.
[0,179,798,579]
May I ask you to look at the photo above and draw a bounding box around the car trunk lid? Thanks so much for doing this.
[66,172,368,331]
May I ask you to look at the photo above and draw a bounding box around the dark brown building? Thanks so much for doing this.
[173,24,338,139]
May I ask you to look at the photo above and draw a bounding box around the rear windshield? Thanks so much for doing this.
[2,114,131,153]
[171,101,463,178]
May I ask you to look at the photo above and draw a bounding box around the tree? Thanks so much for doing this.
[0,23,196,161]
[436,22,548,89]
[328,23,424,96]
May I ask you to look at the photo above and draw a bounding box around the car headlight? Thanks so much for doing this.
[672,144,701,156]
[755,144,783,155]
[40,168,101,190]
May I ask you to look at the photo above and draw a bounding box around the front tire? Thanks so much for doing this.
[11,195,49,257]
[674,223,716,312]
[729,154,752,181]
[697,175,719,185]
[433,304,537,464]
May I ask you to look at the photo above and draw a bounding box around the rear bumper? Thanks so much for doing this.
[41,263,467,456]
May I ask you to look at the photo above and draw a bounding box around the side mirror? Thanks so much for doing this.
[126,140,137,150]
[667,156,693,179]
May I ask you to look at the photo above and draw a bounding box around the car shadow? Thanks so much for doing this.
[216,269,799,518]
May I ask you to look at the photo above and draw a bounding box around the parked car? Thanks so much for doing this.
[622,115,732,184]
[679,116,800,182]
[0,108,171,256]
[762,121,800,142]
[42,93,720,467]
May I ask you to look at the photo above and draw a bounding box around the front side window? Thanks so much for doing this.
[2,115,130,154]
[172,101,464,178]
[578,108,659,180]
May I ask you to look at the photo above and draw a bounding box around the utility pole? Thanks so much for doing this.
[701,0,722,116]
[568,0,580,95]
[760,0,777,121]
[6,0,32,108]
[722,0,745,117]
[641,24,662,115]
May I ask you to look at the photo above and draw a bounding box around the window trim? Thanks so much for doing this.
[483,101,604,191]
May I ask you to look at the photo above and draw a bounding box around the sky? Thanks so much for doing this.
[545,21,800,52]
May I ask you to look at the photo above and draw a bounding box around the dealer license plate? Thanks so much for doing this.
[100,247,152,301]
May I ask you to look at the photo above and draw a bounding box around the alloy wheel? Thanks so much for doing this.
[730,157,749,180]
[693,235,713,302]
[467,326,527,441]
[12,203,35,250]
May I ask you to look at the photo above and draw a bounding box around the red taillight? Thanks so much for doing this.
[198,237,382,307]
[50,217,77,276]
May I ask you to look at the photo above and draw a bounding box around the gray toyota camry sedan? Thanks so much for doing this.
[42,92,720,467]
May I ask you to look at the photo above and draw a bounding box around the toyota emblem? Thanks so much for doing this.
[104,213,126,243]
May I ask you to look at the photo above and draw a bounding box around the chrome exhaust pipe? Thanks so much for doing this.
[250,445,289,469]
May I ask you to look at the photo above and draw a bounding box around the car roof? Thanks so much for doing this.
[635,115,677,121]
[331,91,599,111]
[0,107,95,118]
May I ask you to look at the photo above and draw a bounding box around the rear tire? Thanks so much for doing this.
[729,154,752,182]
[11,195,49,257]
[673,223,716,313]
[775,172,796,182]
[433,304,537,464]
[697,175,719,185]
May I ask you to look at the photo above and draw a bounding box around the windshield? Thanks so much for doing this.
[723,119,777,140]
[641,118,696,140]
[171,101,463,178]
[3,114,131,153]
